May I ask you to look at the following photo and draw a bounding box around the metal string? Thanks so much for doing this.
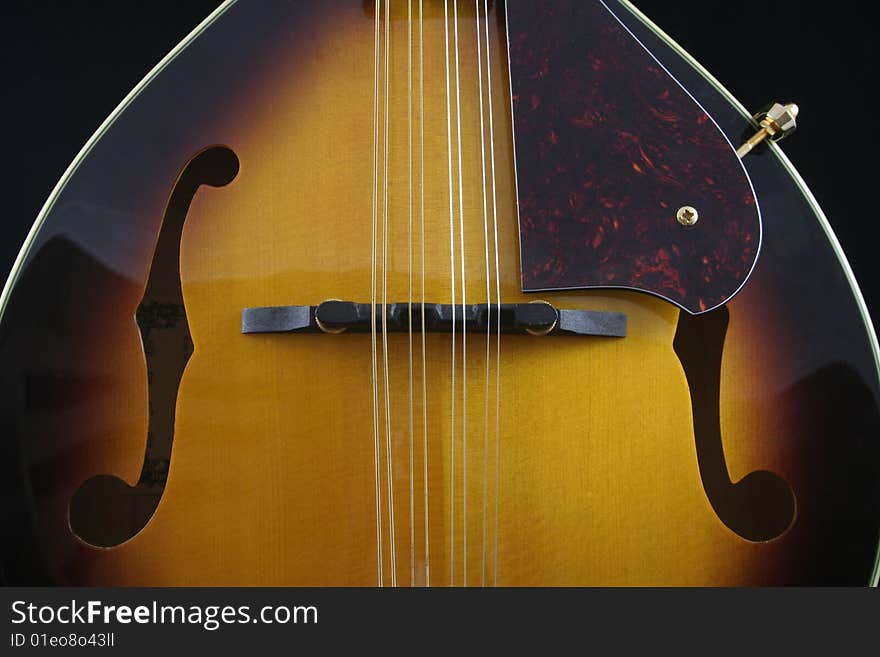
[483,0,502,587]
[381,0,398,587]
[452,0,468,587]
[407,0,416,589]
[370,0,384,588]
[442,0,457,587]
[474,0,491,588]
[418,0,430,588]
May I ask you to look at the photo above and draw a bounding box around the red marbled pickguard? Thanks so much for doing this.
[507,0,759,313]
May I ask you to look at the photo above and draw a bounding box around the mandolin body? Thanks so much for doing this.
[1,0,878,586]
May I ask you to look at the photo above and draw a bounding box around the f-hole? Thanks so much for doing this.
[69,145,239,548]
[674,306,796,542]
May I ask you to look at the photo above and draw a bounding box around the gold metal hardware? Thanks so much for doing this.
[736,102,798,158]
[677,206,699,226]
[525,300,558,336]
[315,299,348,334]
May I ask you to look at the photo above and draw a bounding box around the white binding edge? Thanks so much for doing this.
[0,0,238,322]
[618,0,880,587]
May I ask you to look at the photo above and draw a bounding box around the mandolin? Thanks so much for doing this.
[1,0,878,586]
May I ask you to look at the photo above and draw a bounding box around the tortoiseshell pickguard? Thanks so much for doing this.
[507,0,759,313]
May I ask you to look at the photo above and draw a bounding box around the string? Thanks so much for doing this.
[381,0,397,587]
[452,0,468,587]
[483,0,502,587]
[370,0,384,588]
[418,0,430,588]
[474,0,491,588]
[407,0,416,589]
[442,0,457,587]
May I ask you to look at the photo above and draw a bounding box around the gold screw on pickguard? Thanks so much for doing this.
[677,206,699,226]
[736,102,799,158]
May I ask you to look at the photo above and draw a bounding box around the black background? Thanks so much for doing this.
[1,1,876,323]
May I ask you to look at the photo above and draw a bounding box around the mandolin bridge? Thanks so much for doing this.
[241,300,626,338]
